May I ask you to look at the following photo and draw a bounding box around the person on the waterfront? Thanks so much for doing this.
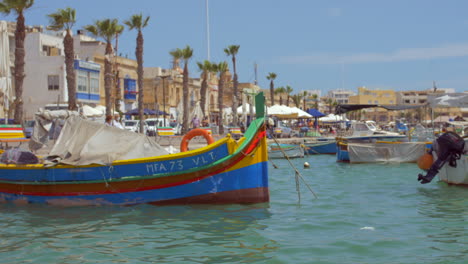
[191,115,200,128]
[105,115,113,126]
[112,113,124,129]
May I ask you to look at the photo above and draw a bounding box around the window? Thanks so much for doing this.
[48,75,59,90]
[89,72,100,94]
[374,100,378,104]
[77,70,88,92]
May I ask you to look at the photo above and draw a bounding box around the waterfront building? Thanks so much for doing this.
[328,89,355,104]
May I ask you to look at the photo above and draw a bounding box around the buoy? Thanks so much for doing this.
[304,161,310,168]
[417,153,433,171]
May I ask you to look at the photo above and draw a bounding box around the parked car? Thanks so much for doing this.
[123,120,148,134]
[23,120,35,138]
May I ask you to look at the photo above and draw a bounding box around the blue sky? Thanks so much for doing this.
[3,0,468,94]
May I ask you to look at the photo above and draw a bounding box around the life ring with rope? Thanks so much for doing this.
[180,128,215,152]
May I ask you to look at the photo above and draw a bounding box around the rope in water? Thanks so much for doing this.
[269,133,318,201]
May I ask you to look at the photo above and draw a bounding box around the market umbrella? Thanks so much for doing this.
[306,108,326,117]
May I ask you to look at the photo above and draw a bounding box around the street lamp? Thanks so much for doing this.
[155,74,172,127]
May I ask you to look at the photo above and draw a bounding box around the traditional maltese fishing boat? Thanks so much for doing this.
[0,95,269,206]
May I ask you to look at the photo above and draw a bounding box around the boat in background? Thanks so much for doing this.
[303,137,336,155]
[418,132,468,185]
[268,143,304,159]
[336,121,408,162]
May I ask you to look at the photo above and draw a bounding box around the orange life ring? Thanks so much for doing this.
[180,128,215,152]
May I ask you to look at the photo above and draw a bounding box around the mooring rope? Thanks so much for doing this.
[270,134,318,200]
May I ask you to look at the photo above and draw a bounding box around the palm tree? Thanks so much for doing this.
[216,61,228,134]
[84,19,123,117]
[0,0,34,124]
[47,7,77,111]
[196,60,213,118]
[266,72,277,106]
[326,98,337,114]
[285,85,293,106]
[124,14,150,134]
[274,86,285,105]
[291,93,303,107]
[224,45,240,126]
[175,45,193,134]
[311,94,318,109]
[302,91,308,110]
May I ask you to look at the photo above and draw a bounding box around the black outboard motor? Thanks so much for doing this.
[418,132,465,184]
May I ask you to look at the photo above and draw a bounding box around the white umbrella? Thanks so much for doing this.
[268,104,298,118]
[0,21,12,118]
[290,107,312,118]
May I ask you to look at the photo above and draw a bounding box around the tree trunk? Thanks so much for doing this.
[269,81,274,106]
[13,12,26,124]
[182,63,189,134]
[104,42,113,117]
[232,57,238,126]
[218,73,224,134]
[279,96,283,106]
[200,72,207,118]
[136,31,145,134]
[64,30,76,111]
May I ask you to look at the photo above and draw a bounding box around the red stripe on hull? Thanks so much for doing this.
[148,187,269,205]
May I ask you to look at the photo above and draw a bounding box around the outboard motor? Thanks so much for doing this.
[418,132,465,184]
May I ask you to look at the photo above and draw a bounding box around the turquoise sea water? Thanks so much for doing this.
[1,155,467,264]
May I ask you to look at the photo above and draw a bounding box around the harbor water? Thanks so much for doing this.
[1,155,466,263]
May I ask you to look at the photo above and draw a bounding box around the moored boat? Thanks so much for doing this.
[417,132,468,185]
[0,96,269,206]
[303,137,336,155]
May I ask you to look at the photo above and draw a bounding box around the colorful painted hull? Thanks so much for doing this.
[304,138,336,155]
[0,119,269,206]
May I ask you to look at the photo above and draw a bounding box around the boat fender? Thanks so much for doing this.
[418,132,465,184]
[417,153,433,171]
[304,161,310,168]
[180,128,215,152]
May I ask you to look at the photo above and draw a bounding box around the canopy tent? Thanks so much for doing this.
[267,104,298,118]
[335,104,423,114]
[290,107,312,118]
[0,21,12,117]
[306,108,326,117]
[319,114,349,122]
[427,93,468,108]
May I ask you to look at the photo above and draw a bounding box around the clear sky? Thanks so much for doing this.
[3,0,468,94]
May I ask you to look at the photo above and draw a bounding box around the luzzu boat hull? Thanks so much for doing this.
[0,118,269,206]
[268,144,304,159]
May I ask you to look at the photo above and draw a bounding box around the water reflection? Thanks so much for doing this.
[0,203,277,263]
[416,184,468,262]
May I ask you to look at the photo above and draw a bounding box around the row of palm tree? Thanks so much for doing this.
[1,0,246,133]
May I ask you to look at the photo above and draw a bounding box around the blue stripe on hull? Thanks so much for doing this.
[0,162,268,206]
[306,142,336,154]
[0,144,229,182]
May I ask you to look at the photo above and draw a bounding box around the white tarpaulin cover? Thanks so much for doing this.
[348,142,427,163]
[47,115,168,165]
[29,110,80,151]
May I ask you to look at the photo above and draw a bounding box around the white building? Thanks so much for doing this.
[22,28,101,120]
[328,89,355,104]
